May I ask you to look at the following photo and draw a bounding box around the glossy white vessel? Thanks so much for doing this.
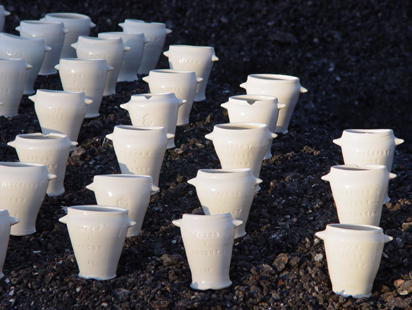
[55,58,113,118]
[0,209,19,278]
[0,33,51,95]
[120,93,185,149]
[188,168,262,238]
[0,58,31,117]
[59,205,135,280]
[316,224,392,298]
[164,45,219,101]
[119,19,172,74]
[16,20,68,75]
[106,125,174,186]
[42,12,95,58]
[322,165,396,226]
[333,129,404,172]
[143,69,202,125]
[86,174,159,237]
[205,123,277,177]
[98,32,149,82]
[240,74,307,133]
[173,213,242,290]
[0,162,55,236]
[221,94,284,159]
[72,36,130,96]
[8,133,77,196]
[30,89,92,142]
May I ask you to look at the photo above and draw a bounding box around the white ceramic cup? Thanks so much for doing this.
[322,165,396,226]
[0,5,10,32]
[30,89,92,142]
[8,133,78,196]
[0,209,19,278]
[72,36,130,96]
[98,32,149,82]
[205,123,277,177]
[333,129,404,172]
[240,74,307,133]
[188,168,262,238]
[59,205,135,280]
[120,93,185,149]
[142,69,202,125]
[0,58,31,117]
[55,58,114,118]
[0,33,51,95]
[221,94,285,159]
[315,223,392,298]
[42,12,95,59]
[173,213,242,290]
[86,174,159,237]
[164,45,219,101]
[119,19,172,74]
[16,20,68,75]
[0,162,55,236]
[106,125,174,186]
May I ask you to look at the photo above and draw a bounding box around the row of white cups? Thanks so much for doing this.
[0,8,406,297]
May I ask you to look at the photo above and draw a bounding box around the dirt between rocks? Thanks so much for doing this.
[0,0,411,309]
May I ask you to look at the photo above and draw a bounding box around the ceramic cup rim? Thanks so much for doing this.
[45,12,92,20]
[36,89,85,96]
[342,129,394,137]
[114,124,166,133]
[197,168,253,178]
[67,205,129,214]
[149,69,196,76]
[123,19,166,28]
[78,36,122,44]
[15,132,70,142]
[20,20,64,27]
[93,174,153,183]
[214,122,268,131]
[229,94,279,103]
[330,164,388,173]
[130,93,175,100]
[169,45,215,52]
[98,32,144,39]
[247,73,299,82]
[181,212,232,221]
[59,58,108,64]
[0,32,45,43]
[325,223,384,234]
[0,161,47,170]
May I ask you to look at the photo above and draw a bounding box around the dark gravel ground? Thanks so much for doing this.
[0,0,411,309]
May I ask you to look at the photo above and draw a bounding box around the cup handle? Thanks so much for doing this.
[71,42,78,50]
[45,45,52,52]
[239,82,247,89]
[163,51,169,57]
[270,132,278,139]
[172,219,181,227]
[233,220,243,228]
[85,99,93,105]
[300,86,308,93]
[28,94,36,103]
[144,38,150,44]
[384,235,393,243]
[389,173,397,180]
[255,177,263,185]
[26,63,32,70]
[4,10,10,16]
[54,64,60,71]
[205,133,213,141]
[151,185,160,194]
[196,77,203,84]
[59,215,68,224]
[90,21,96,28]
[120,103,127,110]
[142,76,149,83]
[124,45,131,52]
[9,216,19,226]
[107,65,114,72]
[166,28,172,35]
[85,183,94,191]
[71,141,78,147]
[167,133,175,140]
[395,138,404,146]
[332,138,342,147]
[63,28,69,34]
[277,103,286,110]
[128,220,137,227]
[212,55,219,62]
[48,173,57,181]
[15,26,21,32]
[118,23,125,29]
[178,99,186,107]
[7,141,16,148]
[315,230,326,240]
[221,102,228,109]
[106,133,114,140]
[187,178,196,186]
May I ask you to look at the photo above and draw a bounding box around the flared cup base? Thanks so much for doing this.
[190,280,232,290]
[78,273,116,281]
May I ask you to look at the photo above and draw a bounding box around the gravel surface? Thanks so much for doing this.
[0,0,411,309]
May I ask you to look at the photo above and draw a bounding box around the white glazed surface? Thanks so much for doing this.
[17,21,67,75]
[106,125,173,186]
[142,69,202,125]
[59,205,135,280]
[98,32,148,82]
[0,58,31,117]
[86,174,159,237]
[164,45,219,101]
[188,168,262,238]
[205,123,277,177]
[173,213,242,290]
[42,12,95,59]
[240,74,307,134]
[315,224,392,298]
[0,33,50,95]
[119,19,172,74]
[333,129,404,172]
[0,162,54,236]
[56,58,113,118]
[72,36,130,96]
[0,209,19,278]
[120,93,185,149]
[8,133,77,196]
[221,94,283,159]
[322,165,396,226]
[30,89,92,142]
